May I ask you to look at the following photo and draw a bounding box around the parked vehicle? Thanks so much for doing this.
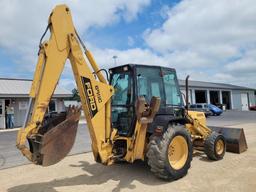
[249,105,256,111]
[189,103,212,117]
[208,104,223,116]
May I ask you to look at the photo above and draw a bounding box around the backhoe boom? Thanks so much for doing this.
[17,5,114,166]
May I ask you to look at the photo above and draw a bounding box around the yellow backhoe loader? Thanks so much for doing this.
[16,5,247,180]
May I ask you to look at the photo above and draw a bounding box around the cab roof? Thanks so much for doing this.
[109,64,176,72]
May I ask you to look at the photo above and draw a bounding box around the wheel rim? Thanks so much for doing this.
[168,135,188,170]
[216,139,224,155]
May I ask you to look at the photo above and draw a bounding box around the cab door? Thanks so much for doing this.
[0,100,5,129]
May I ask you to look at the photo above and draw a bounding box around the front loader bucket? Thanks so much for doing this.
[28,106,81,166]
[209,126,248,153]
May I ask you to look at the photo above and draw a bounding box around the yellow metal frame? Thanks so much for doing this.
[185,111,211,140]
[16,5,114,165]
[117,121,148,163]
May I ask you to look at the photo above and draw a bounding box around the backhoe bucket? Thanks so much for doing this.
[29,106,81,166]
[209,126,248,153]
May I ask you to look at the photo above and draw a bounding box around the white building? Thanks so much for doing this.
[0,78,72,129]
[179,80,256,111]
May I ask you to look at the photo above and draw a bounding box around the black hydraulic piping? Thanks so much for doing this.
[185,75,190,111]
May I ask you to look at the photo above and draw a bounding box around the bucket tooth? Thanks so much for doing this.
[209,126,248,154]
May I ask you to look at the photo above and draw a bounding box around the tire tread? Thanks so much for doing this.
[147,125,192,180]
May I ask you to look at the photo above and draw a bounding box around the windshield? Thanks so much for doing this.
[136,67,181,106]
[111,73,133,105]
[209,104,220,110]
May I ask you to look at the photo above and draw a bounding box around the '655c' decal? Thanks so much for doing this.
[81,77,98,117]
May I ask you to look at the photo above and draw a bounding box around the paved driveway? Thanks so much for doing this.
[0,110,255,169]
[0,123,90,169]
[207,110,256,126]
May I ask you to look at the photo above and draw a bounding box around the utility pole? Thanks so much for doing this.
[112,55,118,66]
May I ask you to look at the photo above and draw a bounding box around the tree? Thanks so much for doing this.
[71,88,80,101]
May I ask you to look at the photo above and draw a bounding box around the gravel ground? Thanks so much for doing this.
[0,122,255,192]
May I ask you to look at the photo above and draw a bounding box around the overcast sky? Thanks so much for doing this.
[0,0,255,90]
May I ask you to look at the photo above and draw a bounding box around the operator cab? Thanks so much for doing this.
[109,64,183,136]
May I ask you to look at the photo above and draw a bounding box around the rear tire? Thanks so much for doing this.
[147,125,193,180]
[204,131,226,160]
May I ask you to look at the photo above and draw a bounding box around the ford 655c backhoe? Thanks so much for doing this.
[16,5,247,180]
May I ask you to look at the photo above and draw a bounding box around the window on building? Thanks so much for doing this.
[49,100,56,112]
[0,102,2,115]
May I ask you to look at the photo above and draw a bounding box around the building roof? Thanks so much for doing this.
[0,78,72,98]
[179,79,255,91]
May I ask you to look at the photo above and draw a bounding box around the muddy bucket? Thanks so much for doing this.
[209,126,248,154]
[28,106,81,166]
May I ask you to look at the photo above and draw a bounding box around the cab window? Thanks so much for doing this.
[110,71,133,136]
[163,71,181,105]
[111,73,132,105]
[137,67,165,104]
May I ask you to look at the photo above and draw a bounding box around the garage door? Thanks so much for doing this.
[241,93,249,111]
[195,90,207,103]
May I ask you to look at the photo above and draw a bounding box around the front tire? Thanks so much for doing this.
[147,125,193,180]
[204,131,226,160]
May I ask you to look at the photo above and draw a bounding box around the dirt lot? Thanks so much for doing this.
[0,123,256,192]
